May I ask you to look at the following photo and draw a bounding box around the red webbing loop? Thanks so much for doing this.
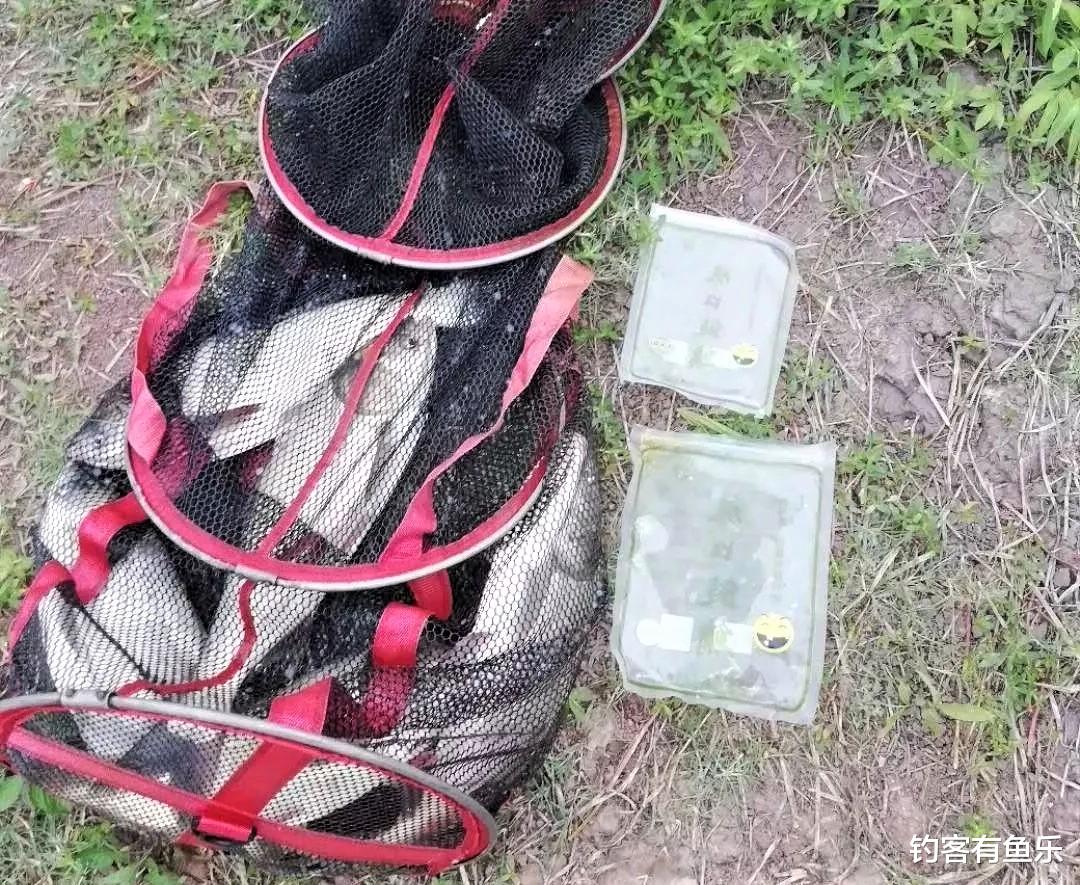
[362,603,433,735]
[372,603,431,669]
[70,493,147,605]
[6,493,148,657]
[406,571,452,620]
[5,562,71,658]
[193,680,331,843]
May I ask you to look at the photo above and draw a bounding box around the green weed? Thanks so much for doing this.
[0,550,31,614]
[959,811,997,838]
[621,0,1080,191]
[679,407,775,439]
[572,322,623,345]
[834,178,868,221]
[588,384,629,475]
[892,242,943,274]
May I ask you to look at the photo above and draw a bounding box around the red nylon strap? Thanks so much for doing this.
[6,493,148,656]
[134,182,252,376]
[362,604,431,735]
[6,562,71,658]
[127,372,167,467]
[406,571,452,620]
[379,256,592,565]
[372,603,431,669]
[194,680,332,842]
[70,493,147,605]
[174,831,212,851]
[128,181,252,468]
[256,287,424,553]
[0,699,22,763]
[377,0,512,240]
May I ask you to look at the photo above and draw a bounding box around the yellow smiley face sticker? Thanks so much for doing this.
[752,614,794,654]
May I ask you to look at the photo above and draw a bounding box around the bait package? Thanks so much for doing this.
[619,205,798,415]
[611,427,834,724]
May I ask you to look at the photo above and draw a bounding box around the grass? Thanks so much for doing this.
[0,775,179,885]
[3,0,306,196]
[2,0,1080,881]
[623,0,1080,177]
[0,283,90,546]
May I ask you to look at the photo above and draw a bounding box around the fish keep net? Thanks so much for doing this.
[1,346,603,874]
[602,0,667,77]
[1,0,666,867]
[124,182,591,594]
[260,0,646,267]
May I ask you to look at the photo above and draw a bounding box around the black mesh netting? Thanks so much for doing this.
[4,379,602,868]
[263,0,645,257]
[134,188,580,584]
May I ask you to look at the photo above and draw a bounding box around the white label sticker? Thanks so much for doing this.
[648,336,691,365]
[636,618,661,647]
[713,620,754,655]
[656,613,694,652]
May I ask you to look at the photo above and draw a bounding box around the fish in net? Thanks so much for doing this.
[125,182,591,591]
[3,366,602,873]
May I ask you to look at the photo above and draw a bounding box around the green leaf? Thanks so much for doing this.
[1046,96,1080,148]
[910,27,948,51]
[0,776,23,812]
[974,102,999,130]
[1053,44,1078,72]
[1040,0,1064,58]
[1034,67,1080,97]
[1063,0,1080,29]
[951,5,976,51]
[75,846,120,872]
[968,84,998,102]
[1016,70,1078,127]
[1067,114,1080,160]
[1017,92,1056,130]
[1001,29,1014,59]
[100,866,139,885]
[566,686,594,725]
[28,785,68,817]
[921,704,945,738]
[938,702,997,723]
[1034,94,1064,139]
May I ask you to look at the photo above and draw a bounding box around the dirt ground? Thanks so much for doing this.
[2,76,1080,885]
[482,114,1080,885]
